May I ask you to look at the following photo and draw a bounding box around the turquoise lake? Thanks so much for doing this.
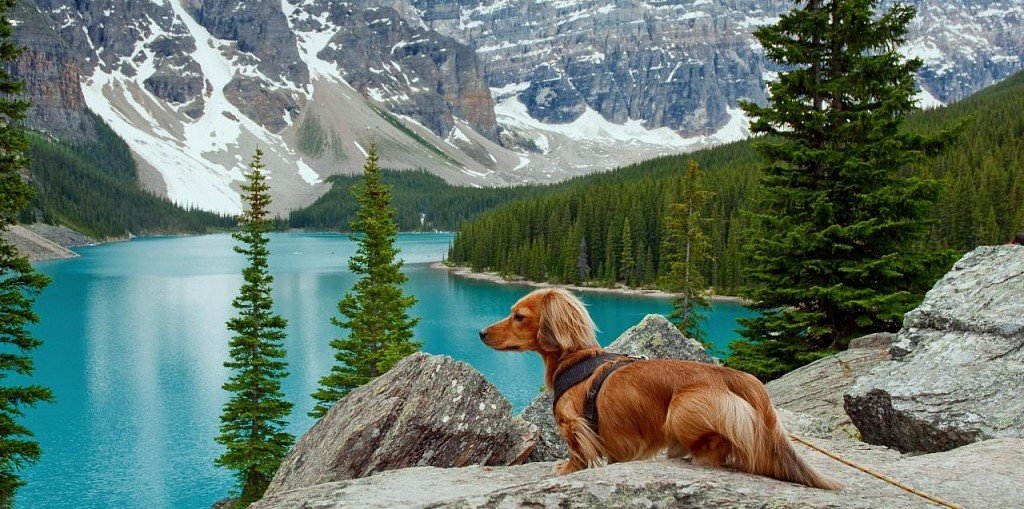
[18,233,756,508]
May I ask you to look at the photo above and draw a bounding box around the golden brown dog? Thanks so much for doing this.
[479,288,841,490]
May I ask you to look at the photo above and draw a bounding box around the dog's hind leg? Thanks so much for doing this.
[555,418,606,475]
[664,390,747,469]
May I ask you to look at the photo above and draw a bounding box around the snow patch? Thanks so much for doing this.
[914,87,945,110]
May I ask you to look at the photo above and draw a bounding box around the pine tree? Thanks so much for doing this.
[215,149,294,508]
[661,160,713,344]
[619,218,636,285]
[730,0,952,379]
[310,146,421,418]
[0,1,54,504]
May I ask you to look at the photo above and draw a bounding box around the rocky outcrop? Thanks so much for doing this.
[263,353,537,497]
[845,246,1024,453]
[252,438,1024,508]
[521,314,715,462]
[767,333,894,438]
[603,314,716,362]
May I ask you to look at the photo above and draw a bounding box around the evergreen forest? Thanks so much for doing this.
[20,113,235,239]
[447,70,1024,296]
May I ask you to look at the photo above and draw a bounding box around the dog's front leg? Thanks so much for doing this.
[556,418,605,475]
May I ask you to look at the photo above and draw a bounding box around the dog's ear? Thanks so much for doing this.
[537,289,598,352]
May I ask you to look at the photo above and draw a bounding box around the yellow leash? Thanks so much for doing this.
[789,434,965,509]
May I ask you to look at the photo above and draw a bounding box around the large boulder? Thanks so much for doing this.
[767,333,893,438]
[845,245,1024,453]
[263,353,537,496]
[520,314,715,462]
[251,438,1024,508]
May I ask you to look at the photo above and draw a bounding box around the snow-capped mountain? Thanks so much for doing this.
[12,0,1023,214]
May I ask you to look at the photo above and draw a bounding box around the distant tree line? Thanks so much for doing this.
[447,69,1024,298]
[448,142,761,295]
[288,170,553,232]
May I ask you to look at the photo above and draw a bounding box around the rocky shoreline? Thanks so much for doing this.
[2,224,93,261]
[432,262,748,303]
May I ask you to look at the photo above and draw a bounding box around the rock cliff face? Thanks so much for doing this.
[902,0,1024,104]
[402,0,772,137]
[9,1,94,142]
[845,245,1024,453]
[293,1,498,141]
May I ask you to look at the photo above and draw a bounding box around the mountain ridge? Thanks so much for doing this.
[9,0,1023,214]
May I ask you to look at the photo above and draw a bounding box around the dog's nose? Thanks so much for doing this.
[479,330,487,340]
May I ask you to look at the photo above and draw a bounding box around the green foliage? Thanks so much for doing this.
[662,160,713,344]
[310,146,422,418]
[215,150,294,507]
[216,148,294,505]
[728,0,954,380]
[0,0,54,504]
[20,113,236,239]
[902,71,1024,248]
[447,142,761,294]
[289,169,551,232]
[296,114,328,159]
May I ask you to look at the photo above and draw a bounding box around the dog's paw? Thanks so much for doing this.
[554,459,581,476]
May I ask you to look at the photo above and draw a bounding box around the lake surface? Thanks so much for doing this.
[18,233,756,509]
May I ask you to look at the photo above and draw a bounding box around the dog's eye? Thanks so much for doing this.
[513,313,524,322]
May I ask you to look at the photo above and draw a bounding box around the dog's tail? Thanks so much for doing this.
[760,417,843,490]
[671,389,842,490]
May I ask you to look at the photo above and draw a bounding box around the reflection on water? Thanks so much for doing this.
[20,233,756,508]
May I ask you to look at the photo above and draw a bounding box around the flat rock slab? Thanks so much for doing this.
[520,314,715,462]
[845,246,1024,452]
[252,438,1024,508]
[264,353,537,496]
[767,333,893,438]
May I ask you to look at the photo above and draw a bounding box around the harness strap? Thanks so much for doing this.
[552,352,635,432]
[583,360,630,431]
[552,353,620,410]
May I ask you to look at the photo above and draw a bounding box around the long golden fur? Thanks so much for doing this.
[479,288,842,490]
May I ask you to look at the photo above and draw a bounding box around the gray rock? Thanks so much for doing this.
[767,333,893,438]
[520,314,714,462]
[263,353,537,497]
[251,438,1024,509]
[845,246,1024,453]
[604,314,717,362]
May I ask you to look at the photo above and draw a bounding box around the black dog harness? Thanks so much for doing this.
[551,352,637,431]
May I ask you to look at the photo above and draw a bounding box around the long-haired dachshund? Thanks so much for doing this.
[479,288,841,490]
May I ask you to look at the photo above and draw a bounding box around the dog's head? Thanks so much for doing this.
[479,288,598,354]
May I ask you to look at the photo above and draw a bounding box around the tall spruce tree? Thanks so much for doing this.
[661,160,712,344]
[215,149,294,508]
[310,146,421,418]
[0,0,54,505]
[730,0,952,379]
